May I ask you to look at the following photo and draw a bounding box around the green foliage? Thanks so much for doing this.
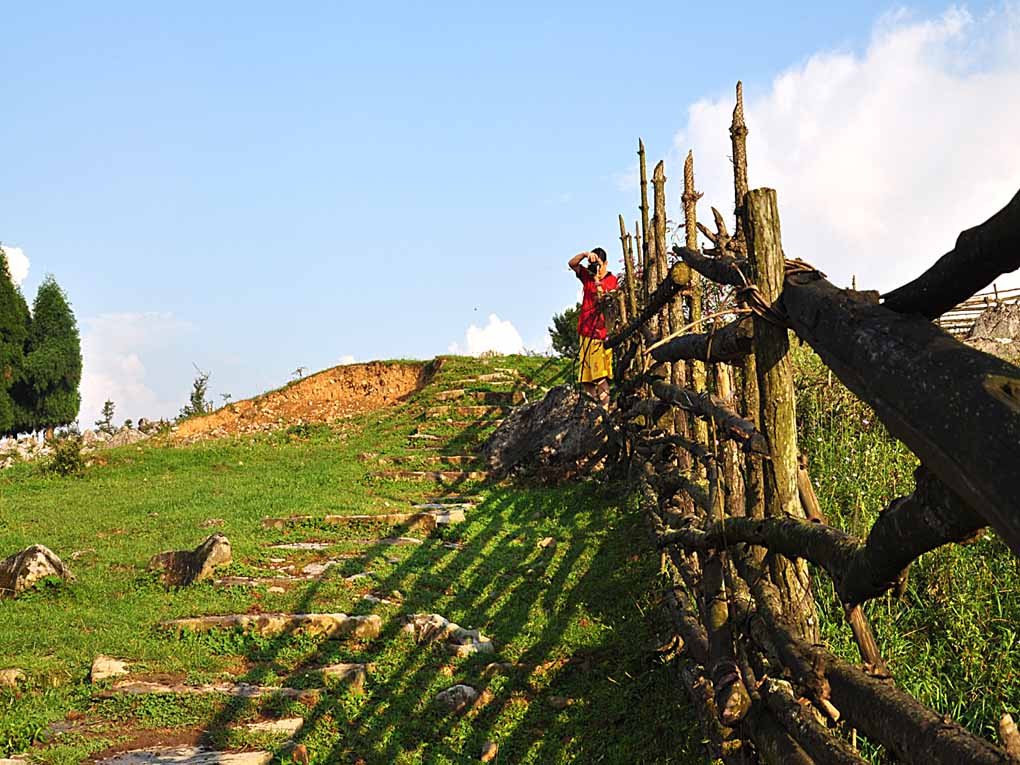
[20,276,82,432]
[44,431,85,477]
[548,303,580,358]
[0,249,31,436]
[179,368,211,420]
[95,400,116,434]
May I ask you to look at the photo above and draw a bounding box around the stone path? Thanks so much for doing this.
[60,367,528,763]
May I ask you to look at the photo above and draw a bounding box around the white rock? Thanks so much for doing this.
[0,668,26,688]
[96,746,272,764]
[242,718,304,736]
[91,656,130,683]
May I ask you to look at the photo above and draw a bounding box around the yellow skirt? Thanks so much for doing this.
[577,336,613,383]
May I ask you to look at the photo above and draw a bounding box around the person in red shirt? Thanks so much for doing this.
[568,247,619,407]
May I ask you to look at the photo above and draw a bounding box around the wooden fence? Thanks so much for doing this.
[599,81,1020,764]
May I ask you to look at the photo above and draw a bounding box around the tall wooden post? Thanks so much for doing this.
[743,187,818,642]
[730,82,765,524]
[682,151,709,450]
[619,214,638,319]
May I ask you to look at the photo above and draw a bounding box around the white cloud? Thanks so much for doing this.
[673,6,1020,293]
[2,245,29,286]
[448,313,525,356]
[338,354,355,365]
[79,313,193,428]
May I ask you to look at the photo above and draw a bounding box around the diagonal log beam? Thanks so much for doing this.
[606,263,690,349]
[736,553,1013,765]
[882,188,1020,318]
[660,466,985,606]
[650,316,754,364]
[674,245,747,286]
[781,271,1020,559]
[651,379,769,455]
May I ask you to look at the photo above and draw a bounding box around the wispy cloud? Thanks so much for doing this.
[672,6,1020,292]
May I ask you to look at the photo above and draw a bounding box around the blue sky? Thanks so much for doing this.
[1,1,1015,425]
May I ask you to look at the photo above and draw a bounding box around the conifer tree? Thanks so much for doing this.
[0,248,30,436]
[21,276,82,432]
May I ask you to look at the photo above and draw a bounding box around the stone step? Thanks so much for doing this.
[267,537,422,551]
[434,389,525,405]
[107,679,315,700]
[160,612,382,639]
[359,453,479,467]
[241,717,304,736]
[440,419,504,428]
[263,507,465,530]
[97,746,273,764]
[426,405,512,419]
[372,470,488,482]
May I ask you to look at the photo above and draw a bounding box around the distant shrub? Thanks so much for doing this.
[45,431,85,477]
[178,368,211,421]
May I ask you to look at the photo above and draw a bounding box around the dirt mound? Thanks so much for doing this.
[173,360,439,442]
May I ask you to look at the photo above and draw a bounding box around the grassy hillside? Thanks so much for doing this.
[0,355,704,765]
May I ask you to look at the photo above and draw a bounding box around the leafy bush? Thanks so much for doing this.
[548,303,580,358]
[44,431,86,477]
[178,368,211,420]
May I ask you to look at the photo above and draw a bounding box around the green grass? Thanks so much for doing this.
[793,344,1020,755]
[0,354,705,765]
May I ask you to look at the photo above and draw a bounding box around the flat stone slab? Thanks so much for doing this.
[263,509,464,531]
[160,613,382,639]
[373,470,487,482]
[427,405,510,419]
[91,655,130,683]
[97,746,272,764]
[391,455,479,466]
[241,718,304,736]
[268,542,332,551]
[109,680,312,699]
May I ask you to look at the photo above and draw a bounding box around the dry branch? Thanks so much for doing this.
[882,188,1020,318]
[675,245,747,286]
[736,555,1013,765]
[650,316,753,364]
[650,380,769,455]
[606,263,691,349]
[659,466,984,606]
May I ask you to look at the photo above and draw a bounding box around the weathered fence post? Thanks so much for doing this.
[683,151,709,452]
[638,140,659,336]
[729,84,765,525]
[743,187,818,642]
[619,214,638,320]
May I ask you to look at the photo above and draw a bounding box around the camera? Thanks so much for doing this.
[586,261,599,276]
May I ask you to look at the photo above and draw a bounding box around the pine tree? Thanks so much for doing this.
[0,248,31,436]
[95,400,116,434]
[21,276,82,432]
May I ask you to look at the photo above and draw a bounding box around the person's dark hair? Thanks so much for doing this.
[591,247,608,262]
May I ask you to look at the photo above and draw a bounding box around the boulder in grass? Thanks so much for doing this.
[434,683,480,714]
[479,384,610,481]
[0,669,26,689]
[148,533,232,587]
[91,656,130,683]
[0,545,74,598]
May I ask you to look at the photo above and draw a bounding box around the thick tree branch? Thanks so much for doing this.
[651,316,754,364]
[675,245,748,286]
[882,188,1020,318]
[660,466,984,606]
[781,271,1020,559]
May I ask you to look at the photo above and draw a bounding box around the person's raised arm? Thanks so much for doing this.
[569,251,591,274]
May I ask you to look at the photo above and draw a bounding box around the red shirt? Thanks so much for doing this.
[575,267,618,340]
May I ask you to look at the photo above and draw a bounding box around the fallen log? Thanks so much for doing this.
[882,188,1020,318]
[781,270,1020,558]
[650,316,754,364]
